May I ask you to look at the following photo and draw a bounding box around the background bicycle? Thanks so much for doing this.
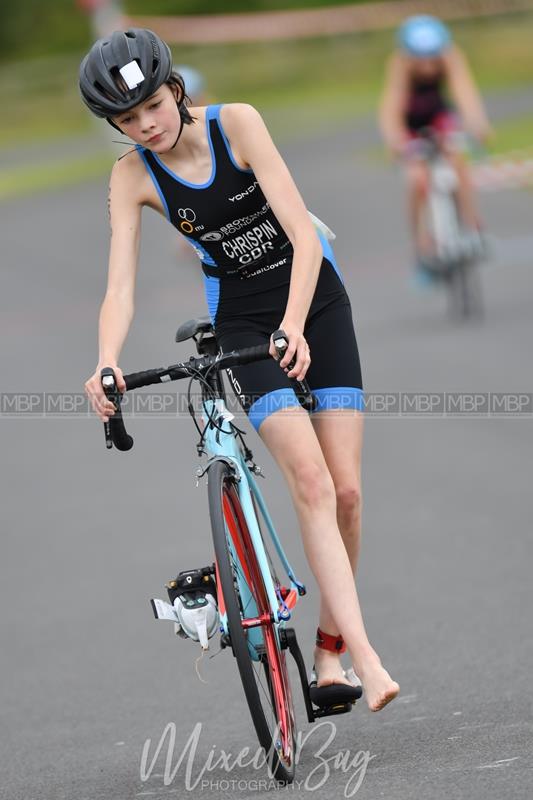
[406,129,486,321]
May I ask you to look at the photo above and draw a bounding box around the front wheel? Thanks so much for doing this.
[208,459,296,784]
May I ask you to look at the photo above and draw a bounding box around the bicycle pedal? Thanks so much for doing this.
[312,701,356,719]
[309,681,362,706]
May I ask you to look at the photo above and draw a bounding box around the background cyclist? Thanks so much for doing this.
[81,29,399,713]
[379,15,492,277]
[174,65,207,106]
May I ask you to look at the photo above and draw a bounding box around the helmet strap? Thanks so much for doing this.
[106,117,123,133]
[170,109,186,150]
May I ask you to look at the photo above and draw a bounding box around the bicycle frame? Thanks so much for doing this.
[427,151,464,264]
[419,140,485,319]
[108,333,359,729]
[201,398,304,658]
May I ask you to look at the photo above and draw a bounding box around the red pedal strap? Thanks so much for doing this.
[315,626,346,653]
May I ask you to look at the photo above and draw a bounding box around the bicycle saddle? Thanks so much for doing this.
[175,315,213,343]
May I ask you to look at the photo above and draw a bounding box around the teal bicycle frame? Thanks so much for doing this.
[201,397,306,659]
[105,326,358,738]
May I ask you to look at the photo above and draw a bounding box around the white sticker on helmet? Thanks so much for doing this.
[119,60,145,90]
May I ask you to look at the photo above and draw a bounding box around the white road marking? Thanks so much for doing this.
[395,693,417,704]
[477,757,520,770]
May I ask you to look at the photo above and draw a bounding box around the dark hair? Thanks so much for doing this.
[106,71,196,132]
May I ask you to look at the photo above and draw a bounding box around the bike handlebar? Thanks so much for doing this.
[401,127,483,163]
[101,333,316,452]
[101,367,133,452]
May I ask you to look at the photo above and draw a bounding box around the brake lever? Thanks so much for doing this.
[101,368,117,449]
[100,367,133,451]
[271,329,316,412]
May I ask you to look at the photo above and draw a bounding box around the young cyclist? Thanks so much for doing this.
[379,15,492,275]
[81,28,399,712]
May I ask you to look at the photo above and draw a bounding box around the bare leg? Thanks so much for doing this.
[310,410,363,686]
[259,407,399,712]
[447,150,481,230]
[406,161,432,258]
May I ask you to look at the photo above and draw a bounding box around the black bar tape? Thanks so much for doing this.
[108,411,134,451]
[226,344,271,367]
[101,368,134,451]
[124,368,167,390]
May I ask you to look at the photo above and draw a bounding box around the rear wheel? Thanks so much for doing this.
[208,459,296,784]
[449,257,484,320]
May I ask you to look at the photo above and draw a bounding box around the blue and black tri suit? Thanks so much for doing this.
[136,104,363,431]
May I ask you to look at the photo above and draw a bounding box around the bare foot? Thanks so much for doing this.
[358,661,399,712]
[313,647,354,688]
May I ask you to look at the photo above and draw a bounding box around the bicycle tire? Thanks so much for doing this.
[444,196,484,321]
[454,258,484,320]
[208,459,296,783]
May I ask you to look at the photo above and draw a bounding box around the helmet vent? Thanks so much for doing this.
[94,80,116,103]
[109,66,130,94]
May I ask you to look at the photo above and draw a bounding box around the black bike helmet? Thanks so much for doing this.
[79,28,173,118]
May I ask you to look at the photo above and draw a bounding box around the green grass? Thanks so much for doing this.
[0,54,92,147]
[2,13,533,149]
[170,13,533,109]
[488,114,533,156]
[1,12,532,198]
[0,0,91,62]
[453,14,533,90]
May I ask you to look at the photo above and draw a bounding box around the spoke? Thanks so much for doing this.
[230,552,255,617]
[253,664,276,718]
[227,531,255,617]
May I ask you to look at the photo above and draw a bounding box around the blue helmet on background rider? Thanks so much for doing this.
[398,15,451,58]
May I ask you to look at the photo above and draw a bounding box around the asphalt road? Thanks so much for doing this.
[1,105,532,800]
